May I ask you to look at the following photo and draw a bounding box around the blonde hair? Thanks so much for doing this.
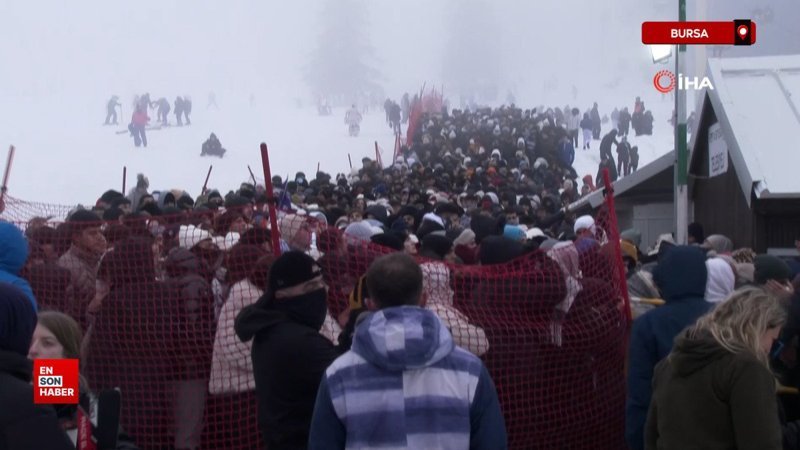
[684,287,786,367]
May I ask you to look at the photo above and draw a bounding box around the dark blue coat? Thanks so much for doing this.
[625,246,711,450]
[558,141,575,167]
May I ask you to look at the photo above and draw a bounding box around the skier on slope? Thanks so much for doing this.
[345,104,362,137]
[104,96,121,125]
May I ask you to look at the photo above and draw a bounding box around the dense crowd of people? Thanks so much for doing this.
[1,100,799,449]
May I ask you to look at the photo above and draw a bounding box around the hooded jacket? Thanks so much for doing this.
[235,290,339,450]
[0,222,37,310]
[626,246,712,450]
[645,332,782,450]
[210,279,262,394]
[309,306,507,450]
[420,262,489,356]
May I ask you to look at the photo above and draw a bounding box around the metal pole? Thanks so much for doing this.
[260,143,282,257]
[674,0,689,244]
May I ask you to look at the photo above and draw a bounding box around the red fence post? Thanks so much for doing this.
[602,168,632,328]
[260,143,282,257]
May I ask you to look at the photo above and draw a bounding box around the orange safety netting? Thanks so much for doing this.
[3,193,629,449]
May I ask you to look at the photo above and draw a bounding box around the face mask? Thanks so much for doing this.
[273,288,328,331]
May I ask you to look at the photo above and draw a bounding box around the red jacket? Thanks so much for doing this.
[132,111,149,126]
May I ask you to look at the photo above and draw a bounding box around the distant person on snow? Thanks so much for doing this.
[599,129,619,162]
[566,107,581,148]
[383,98,392,124]
[617,135,631,176]
[389,102,402,134]
[201,133,226,158]
[182,96,192,125]
[345,105,362,136]
[611,107,620,131]
[580,113,593,150]
[129,105,149,148]
[174,97,185,126]
[104,95,121,125]
[629,146,640,173]
[590,102,602,139]
[155,98,171,126]
[618,107,631,136]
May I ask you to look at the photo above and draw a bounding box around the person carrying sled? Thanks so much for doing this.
[201,133,226,158]
[105,96,121,125]
[129,105,149,148]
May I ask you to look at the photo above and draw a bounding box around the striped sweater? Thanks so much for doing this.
[309,306,507,450]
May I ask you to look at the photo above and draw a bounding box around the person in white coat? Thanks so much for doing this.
[420,261,489,356]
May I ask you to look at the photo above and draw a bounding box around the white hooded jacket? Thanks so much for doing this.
[420,262,489,356]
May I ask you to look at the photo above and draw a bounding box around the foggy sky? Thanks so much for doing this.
[0,0,797,106]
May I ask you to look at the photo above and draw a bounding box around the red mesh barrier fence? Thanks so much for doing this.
[4,193,629,449]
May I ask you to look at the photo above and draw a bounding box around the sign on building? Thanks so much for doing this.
[708,123,728,178]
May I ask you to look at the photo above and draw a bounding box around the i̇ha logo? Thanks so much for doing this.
[653,70,714,93]
[33,359,80,404]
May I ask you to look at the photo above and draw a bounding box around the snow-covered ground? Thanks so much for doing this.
[0,90,675,206]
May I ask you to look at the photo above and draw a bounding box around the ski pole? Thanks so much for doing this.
[201,165,213,196]
[0,145,15,206]
[247,165,257,187]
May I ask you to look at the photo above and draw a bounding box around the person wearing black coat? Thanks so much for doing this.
[618,107,631,136]
[599,129,619,162]
[590,102,602,139]
[0,283,74,450]
[235,251,340,450]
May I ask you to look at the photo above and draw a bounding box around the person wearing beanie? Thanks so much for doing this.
[0,222,37,310]
[235,251,339,449]
[344,220,382,243]
[701,234,734,255]
[503,224,526,243]
[626,246,711,450]
[309,253,507,449]
[279,214,313,252]
[479,236,525,265]
[573,215,596,239]
[753,255,793,287]
[370,232,404,252]
[420,234,455,261]
[57,210,107,328]
[0,283,74,450]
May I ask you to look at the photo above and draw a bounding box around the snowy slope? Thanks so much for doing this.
[0,89,674,205]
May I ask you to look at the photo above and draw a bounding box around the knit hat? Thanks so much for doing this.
[753,255,792,285]
[420,234,454,260]
[479,236,524,265]
[573,215,596,235]
[370,232,404,251]
[268,251,321,293]
[345,221,382,242]
[503,225,526,242]
[0,283,37,356]
[178,225,213,250]
[702,234,733,254]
